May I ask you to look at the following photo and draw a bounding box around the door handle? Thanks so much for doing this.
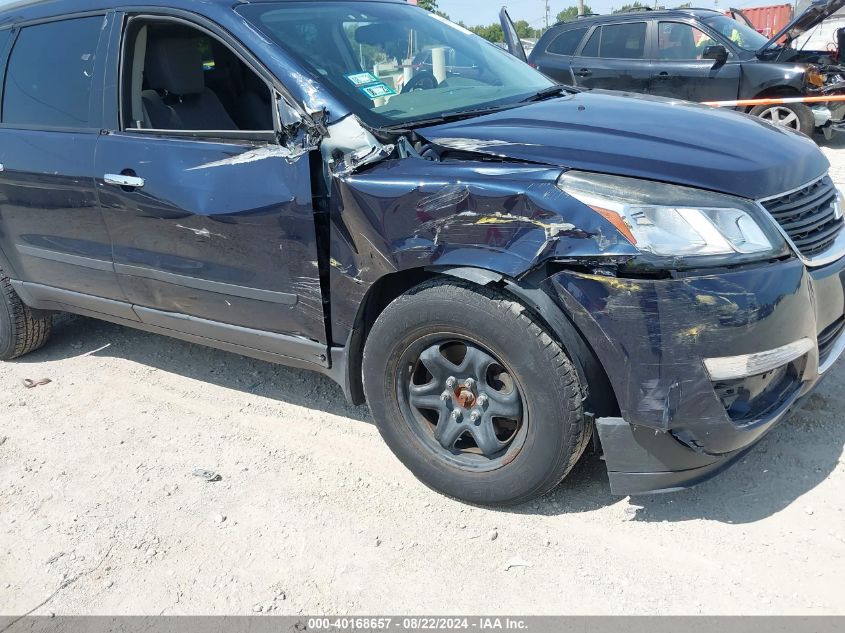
[575,68,592,77]
[104,173,144,189]
[655,72,671,80]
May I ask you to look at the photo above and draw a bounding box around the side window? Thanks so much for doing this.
[599,22,647,59]
[547,28,587,56]
[122,21,274,132]
[657,22,718,60]
[2,17,102,128]
[580,27,600,57]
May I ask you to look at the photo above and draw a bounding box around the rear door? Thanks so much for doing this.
[649,20,741,102]
[532,26,589,84]
[570,21,653,92]
[0,15,124,300]
[95,14,327,357]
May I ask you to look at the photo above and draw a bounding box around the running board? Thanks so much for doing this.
[10,281,342,378]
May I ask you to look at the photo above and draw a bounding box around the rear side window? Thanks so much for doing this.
[599,22,647,59]
[2,17,102,128]
[547,27,587,56]
[580,28,600,57]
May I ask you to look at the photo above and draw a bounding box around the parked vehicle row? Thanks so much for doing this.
[1,0,844,505]
[502,2,845,137]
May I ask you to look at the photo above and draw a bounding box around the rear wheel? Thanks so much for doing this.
[750,103,815,135]
[0,272,52,361]
[363,278,591,505]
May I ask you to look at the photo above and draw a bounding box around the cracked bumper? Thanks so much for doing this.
[541,255,845,495]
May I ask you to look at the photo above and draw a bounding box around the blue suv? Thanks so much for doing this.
[0,0,843,505]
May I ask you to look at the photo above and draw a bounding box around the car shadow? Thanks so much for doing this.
[11,313,372,423]
[11,314,845,523]
[508,385,845,523]
[815,131,845,149]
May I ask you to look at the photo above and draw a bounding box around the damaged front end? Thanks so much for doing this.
[805,65,845,137]
[314,105,843,496]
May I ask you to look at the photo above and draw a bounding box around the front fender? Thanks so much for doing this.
[327,157,637,343]
[739,62,806,99]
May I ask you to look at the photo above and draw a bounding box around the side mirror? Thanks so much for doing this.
[702,45,728,66]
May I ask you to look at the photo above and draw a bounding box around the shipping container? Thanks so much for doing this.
[725,4,793,39]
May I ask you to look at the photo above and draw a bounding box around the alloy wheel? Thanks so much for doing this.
[758,105,801,131]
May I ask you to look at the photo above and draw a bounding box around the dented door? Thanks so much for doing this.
[94,134,324,342]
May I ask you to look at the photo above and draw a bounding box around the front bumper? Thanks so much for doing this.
[541,254,845,496]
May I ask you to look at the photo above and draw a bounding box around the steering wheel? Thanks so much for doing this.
[402,71,439,94]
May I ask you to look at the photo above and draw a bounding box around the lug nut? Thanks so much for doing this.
[446,376,457,388]
[440,391,451,402]
[469,410,481,423]
[451,409,463,422]
[464,377,475,389]
[476,393,488,407]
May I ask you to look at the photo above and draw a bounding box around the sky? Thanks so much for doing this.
[436,0,796,28]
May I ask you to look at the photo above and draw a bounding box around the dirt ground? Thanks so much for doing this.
[1,137,845,617]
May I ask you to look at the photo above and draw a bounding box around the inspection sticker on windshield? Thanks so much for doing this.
[360,82,396,99]
[345,72,380,87]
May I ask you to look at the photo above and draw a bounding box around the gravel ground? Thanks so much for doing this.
[1,138,844,617]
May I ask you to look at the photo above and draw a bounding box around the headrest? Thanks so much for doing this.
[145,37,205,95]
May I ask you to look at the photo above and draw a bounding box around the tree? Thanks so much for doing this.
[556,5,593,22]
[469,23,505,43]
[416,0,439,11]
[613,2,663,13]
[514,20,539,39]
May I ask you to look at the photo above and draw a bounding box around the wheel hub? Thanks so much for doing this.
[401,339,526,468]
[455,386,476,408]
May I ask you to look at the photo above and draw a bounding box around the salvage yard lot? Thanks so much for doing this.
[2,138,845,616]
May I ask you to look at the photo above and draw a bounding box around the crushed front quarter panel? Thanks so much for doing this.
[327,157,638,340]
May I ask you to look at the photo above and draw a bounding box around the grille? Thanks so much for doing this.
[818,316,845,363]
[760,176,843,259]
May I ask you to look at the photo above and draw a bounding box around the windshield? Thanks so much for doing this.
[702,14,771,51]
[237,2,553,127]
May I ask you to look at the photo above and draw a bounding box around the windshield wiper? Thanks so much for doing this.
[520,84,579,103]
[382,103,521,131]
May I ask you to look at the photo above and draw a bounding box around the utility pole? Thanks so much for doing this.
[578,0,585,16]
[545,0,550,28]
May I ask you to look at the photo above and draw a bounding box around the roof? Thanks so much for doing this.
[552,7,721,28]
[0,0,405,26]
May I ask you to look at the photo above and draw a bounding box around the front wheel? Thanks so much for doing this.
[363,279,591,505]
[750,102,815,135]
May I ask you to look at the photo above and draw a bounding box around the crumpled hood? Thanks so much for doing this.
[418,90,829,200]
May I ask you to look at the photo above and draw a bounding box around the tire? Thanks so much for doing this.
[750,103,815,135]
[0,271,52,361]
[363,278,591,505]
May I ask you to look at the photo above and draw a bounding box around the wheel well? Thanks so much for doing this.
[343,267,620,422]
[744,86,802,113]
[343,268,437,405]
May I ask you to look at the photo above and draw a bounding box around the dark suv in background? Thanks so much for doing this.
[512,2,845,136]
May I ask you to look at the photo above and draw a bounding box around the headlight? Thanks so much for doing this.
[557,171,788,264]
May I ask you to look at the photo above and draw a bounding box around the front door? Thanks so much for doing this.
[649,21,741,102]
[95,15,325,356]
[499,8,528,63]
